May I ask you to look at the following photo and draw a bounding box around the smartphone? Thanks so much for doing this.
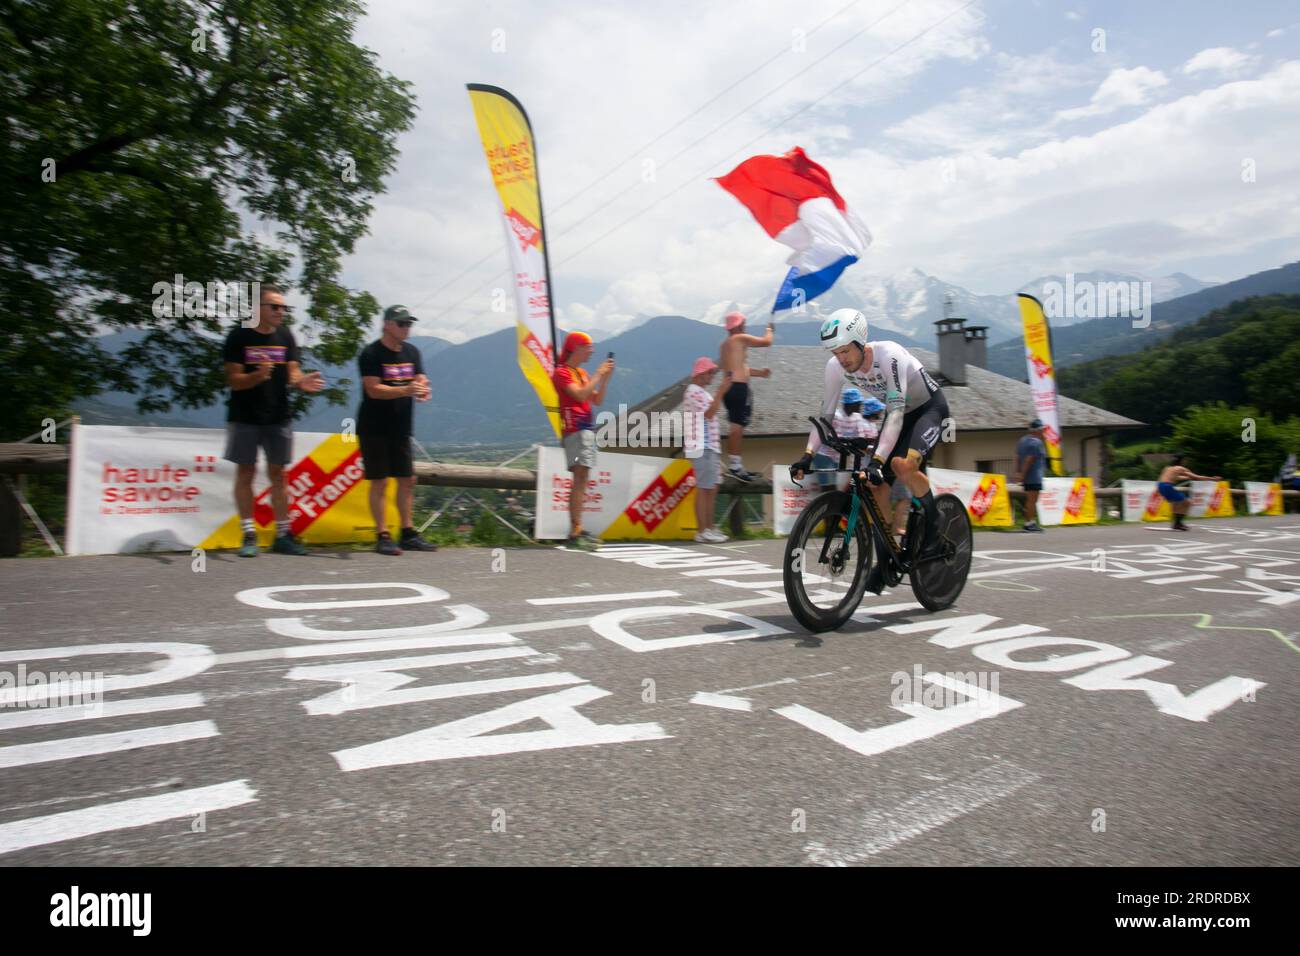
[607,352,614,360]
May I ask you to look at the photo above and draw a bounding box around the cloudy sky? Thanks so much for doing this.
[338,0,1300,342]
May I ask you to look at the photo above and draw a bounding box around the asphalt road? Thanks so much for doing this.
[1,517,1297,866]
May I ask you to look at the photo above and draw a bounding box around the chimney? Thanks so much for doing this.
[963,325,988,370]
[934,317,967,385]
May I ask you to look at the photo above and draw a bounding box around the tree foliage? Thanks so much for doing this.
[1058,295,1300,431]
[0,0,417,438]
[1168,403,1300,487]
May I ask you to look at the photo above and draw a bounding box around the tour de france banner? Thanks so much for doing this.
[1034,476,1098,526]
[771,467,852,535]
[1244,481,1284,515]
[1190,480,1235,518]
[466,84,561,438]
[66,424,398,556]
[535,447,699,541]
[1121,479,1234,522]
[927,468,1014,527]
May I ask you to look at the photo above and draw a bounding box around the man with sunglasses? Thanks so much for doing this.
[358,305,436,555]
[222,284,325,557]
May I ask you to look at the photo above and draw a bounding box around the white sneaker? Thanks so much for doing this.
[693,532,709,543]
[703,528,729,542]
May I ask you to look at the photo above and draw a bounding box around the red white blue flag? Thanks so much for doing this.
[715,147,871,313]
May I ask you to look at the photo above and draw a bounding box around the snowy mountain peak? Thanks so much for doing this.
[723,267,1214,344]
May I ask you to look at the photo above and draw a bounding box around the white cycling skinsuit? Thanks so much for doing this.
[807,341,944,470]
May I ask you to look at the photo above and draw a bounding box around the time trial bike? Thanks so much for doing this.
[783,416,973,632]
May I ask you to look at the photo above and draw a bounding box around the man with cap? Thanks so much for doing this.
[553,330,614,549]
[682,356,732,542]
[718,311,773,482]
[1014,419,1048,533]
[358,305,436,555]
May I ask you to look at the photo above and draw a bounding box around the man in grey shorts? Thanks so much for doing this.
[552,330,613,549]
[682,357,731,542]
[221,284,325,557]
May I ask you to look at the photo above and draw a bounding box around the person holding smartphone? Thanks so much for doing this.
[222,284,324,557]
[552,330,613,549]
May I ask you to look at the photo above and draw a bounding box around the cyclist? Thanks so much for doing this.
[790,308,951,589]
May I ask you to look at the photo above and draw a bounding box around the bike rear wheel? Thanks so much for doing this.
[782,491,873,633]
[908,492,973,611]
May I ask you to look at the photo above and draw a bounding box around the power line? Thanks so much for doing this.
[415,0,982,332]
[406,0,872,314]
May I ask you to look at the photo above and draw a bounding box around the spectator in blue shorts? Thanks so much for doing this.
[1014,419,1048,533]
[1157,455,1221,531]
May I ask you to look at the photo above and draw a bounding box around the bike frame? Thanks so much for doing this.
[806,418,909,581]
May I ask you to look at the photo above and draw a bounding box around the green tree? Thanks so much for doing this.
[0,0,417,439]
[1058,295,1300,439]
[1167,403,1292,486]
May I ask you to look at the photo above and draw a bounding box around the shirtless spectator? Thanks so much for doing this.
[718,311,773,482]
[1157,455,1222,531]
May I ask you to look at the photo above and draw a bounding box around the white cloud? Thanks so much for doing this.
[1057,66,1169,121]
[1183,47,1259,77]
[339,0,991,339]
[1266,28,1286,39]
[857,61,1300,291]
[332,4,1300,342]
[886,51,1094,152]
[1065,11,1081,21]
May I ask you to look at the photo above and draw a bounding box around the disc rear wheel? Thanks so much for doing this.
[908,492,973,611]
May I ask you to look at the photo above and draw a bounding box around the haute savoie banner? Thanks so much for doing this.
[67,424,397,555]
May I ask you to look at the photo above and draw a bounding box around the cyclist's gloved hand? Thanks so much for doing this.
[866,457,885,486]
[790,453,814,484]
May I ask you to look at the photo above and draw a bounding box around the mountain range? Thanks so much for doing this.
[76,261,1300,446]
[715,266,1213,345]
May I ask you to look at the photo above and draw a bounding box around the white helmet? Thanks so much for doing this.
[819,308,869,350]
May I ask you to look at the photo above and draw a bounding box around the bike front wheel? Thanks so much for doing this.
[782,490,873,633]
[908,492,973,611]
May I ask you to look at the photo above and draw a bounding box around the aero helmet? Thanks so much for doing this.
[820,308,869,350]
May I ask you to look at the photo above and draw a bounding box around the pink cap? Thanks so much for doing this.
[724,311,746,331]
[692,356,718,376]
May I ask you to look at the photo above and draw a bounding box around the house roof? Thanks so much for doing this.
[628,345,1145,435]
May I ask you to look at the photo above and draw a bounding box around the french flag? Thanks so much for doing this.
[715,147,871,313]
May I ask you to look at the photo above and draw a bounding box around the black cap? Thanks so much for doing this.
[1029,418,1044,429]
[383,305,416,323]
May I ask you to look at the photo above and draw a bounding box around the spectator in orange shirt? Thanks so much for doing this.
[552,331,613,549]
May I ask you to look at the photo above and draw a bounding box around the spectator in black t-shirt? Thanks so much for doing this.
[358,305,436,555]
[222,284,324,557]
